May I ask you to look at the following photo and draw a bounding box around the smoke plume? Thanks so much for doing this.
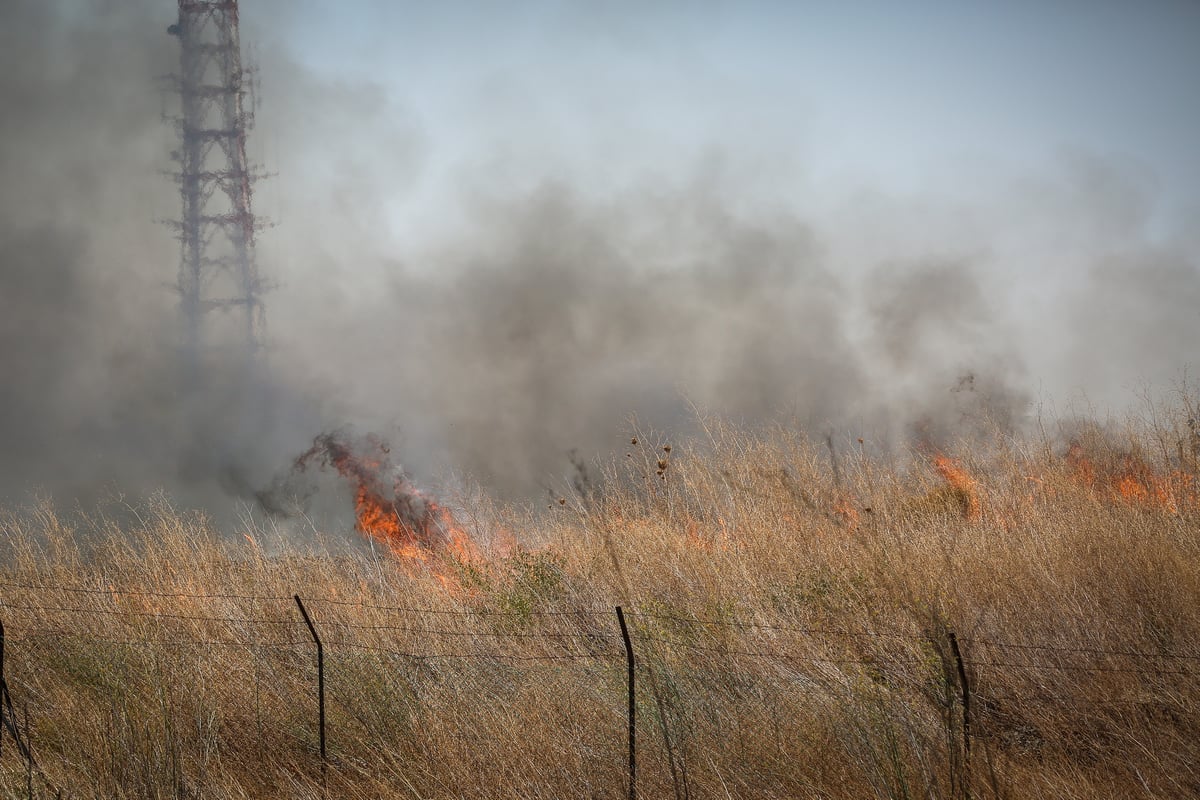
[2,1,1198,523]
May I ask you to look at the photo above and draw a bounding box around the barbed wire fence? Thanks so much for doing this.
[0,579,1195,798]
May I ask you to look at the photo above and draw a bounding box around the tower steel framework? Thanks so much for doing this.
[167,0,266,360]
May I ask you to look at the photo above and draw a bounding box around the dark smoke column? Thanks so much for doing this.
[167,0,266,364]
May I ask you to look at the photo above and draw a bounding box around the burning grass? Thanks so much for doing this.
[0,403,1198,799]
[293,432,479,584]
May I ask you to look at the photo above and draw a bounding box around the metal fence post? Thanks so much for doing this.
[616,606,636,800]
[294,595,326,779]
[0,618,33,767]
[948,630,972,799]
[0,618,4,761]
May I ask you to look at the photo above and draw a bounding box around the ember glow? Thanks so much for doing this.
[295,433,477,566]
[833,495,861,530]
[931,453,982,521]
[1066,441,1198,515]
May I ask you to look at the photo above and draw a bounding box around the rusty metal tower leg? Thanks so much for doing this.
[167,0,266,365]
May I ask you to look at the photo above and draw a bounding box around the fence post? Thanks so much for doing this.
[0,618,4,761]
[948,631,971,790]
[294,595,326,778]
[616,606,636,800]
[1,618,5,761]
[0,618,33,767]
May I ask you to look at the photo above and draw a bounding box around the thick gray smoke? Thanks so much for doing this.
[2,1,1198,518]
[1,1,173,499]
[0,0,320,515]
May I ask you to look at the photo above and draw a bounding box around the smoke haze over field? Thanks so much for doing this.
[2,1,1199,515]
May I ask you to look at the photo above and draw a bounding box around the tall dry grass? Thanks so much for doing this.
[0,400,1198,799]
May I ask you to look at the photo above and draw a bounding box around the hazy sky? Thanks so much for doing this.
[243,0,1200,400]
[243,1,1200,224]
[254,0,1200,482]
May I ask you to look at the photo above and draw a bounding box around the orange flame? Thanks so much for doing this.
[833,495,860,530]
[932,453,981,520]
[1065,440,1197,514]
[684,515,711,551]
[1065,442,1097,489]
[296,434,478,577]
[681,514,733,551]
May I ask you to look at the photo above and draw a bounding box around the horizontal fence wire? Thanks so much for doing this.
[327,640,620,662]
[0,603,296,626]
[310,621,619,639]
[304,596,614,617]
[0,585,1193,800]
[975,690,1196,708]
[0,579,291,603]
[626,610,915,640]
[3,621,1189,677]
[8,633,304,652]
[965,638,1200,661]
[636,635,924,666]
[0,584,1195,675]
[0,578,613,618]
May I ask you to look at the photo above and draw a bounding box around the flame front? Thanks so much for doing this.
[1067,441,1197,514]
[932,453,981,520]
[296,433,478,571]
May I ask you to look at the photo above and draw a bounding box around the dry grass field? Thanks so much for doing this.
[0,399,1198,799]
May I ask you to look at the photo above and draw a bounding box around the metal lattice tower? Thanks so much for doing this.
[167,0,266,361]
